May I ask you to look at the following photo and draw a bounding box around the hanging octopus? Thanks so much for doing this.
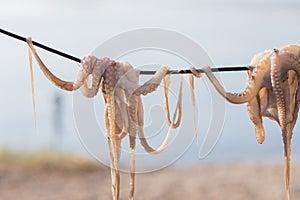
[199,45,300,200]
[26,38,183,200]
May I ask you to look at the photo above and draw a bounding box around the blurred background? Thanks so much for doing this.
[0,0,300,199]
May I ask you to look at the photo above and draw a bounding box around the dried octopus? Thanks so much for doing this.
[26,38,185,200]
[25,35,300,199]
[200,45,300,200]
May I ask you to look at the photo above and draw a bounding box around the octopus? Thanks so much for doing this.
[26,37,184,200]
[199,45,300,200]
[25,35,300,199]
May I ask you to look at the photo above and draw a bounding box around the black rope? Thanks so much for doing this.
[143,66,252,75]
[0,28,252,75]
[0,28,80,63]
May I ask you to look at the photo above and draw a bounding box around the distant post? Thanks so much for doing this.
[52,93,63,150]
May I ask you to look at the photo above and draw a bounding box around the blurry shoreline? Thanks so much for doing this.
[1,150,300,200]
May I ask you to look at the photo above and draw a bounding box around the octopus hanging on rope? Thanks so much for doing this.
[199,45,300,200]
[25,34,300,199]
[26,38,185,200]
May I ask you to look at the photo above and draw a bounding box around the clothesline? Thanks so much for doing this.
[0,28,253,75]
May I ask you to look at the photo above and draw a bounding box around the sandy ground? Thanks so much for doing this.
[1,162,300,200]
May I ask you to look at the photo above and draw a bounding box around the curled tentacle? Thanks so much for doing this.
[26,37,75,91]
[202,65,266,104]
[163,75,182,128]
[27,37,111,97]
[190,67,202,78]
[138,76,183,154]
[132,65,182,154]
[201,51,272,104]
[133,65,169,96]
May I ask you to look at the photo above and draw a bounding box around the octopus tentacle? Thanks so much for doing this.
[107,97,120,200]
[247,94,265,144]
[108,138,121,200]
[26,38,75,91]
[78,58,108,97]
[27,37,111,97]
[105,106,120,200]
[133,66,169,96]
[285,73,300,200]
[116,62,140,92]
[129,134,136,200]
[190,67,202,78]
[163,76,172,126]
[128,96,138,200]
[246,50,277,142]
[27,45,38,129]
[163,75,182,128]
[245,46,300,200]
[189,67,203,143]
[138,77,183,154]
[128,124,136,200]
[248,85,283,144]
[247,71,298,200]
[73,56,97,90]
[260,88,279,122]
[102,62,121,200]
[269,49,300,200]
[286,71,297,124]
[201,50,273,104]
[114,89,129,140]
[282,72,298,200]
[201,65,268,104]
[271,49,287,133]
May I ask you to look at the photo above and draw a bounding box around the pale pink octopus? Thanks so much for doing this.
[199,45,300,200]
[26,38,183,200]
